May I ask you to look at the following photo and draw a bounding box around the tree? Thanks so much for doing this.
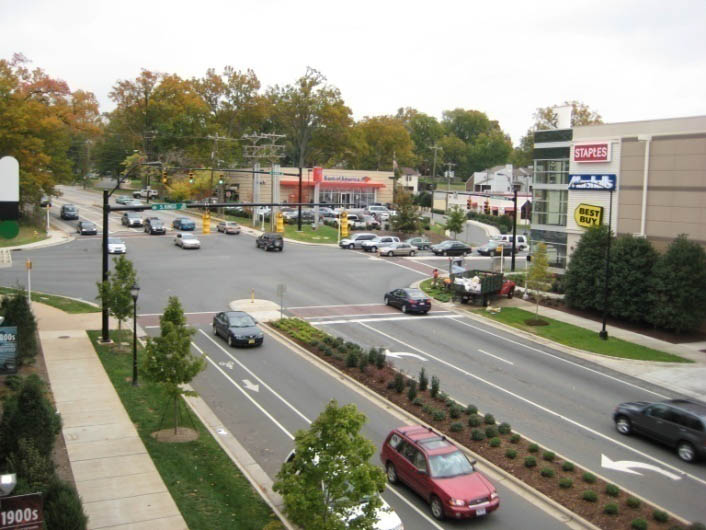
[141,297,206,433]
[609,235,658,323]
[96,255,137,340]
[510,128,534,168]
[533,100,603,130]
[403,111,444,175]
[564,226,612,312]
[273,400,386,530]
[444,207,466,239]
[646,235,706,333]
[348,116,414,170]
[526,243,552,320]
[390,185,420,235]
[0,288,38,366]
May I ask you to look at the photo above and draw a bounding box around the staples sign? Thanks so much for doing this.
[573,143,611,163]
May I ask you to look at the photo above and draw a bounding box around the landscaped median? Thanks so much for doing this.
[87,331,284,530]
[269,318,699,530]
[0,286,100,314]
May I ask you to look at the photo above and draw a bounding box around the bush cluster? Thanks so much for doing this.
[468,415,482,427]
[605,484,620,497]
[583,490,598,503]
[540,467,555,478]
[0,289,38,367]
[498,422,511,435]
[430,376,440,398]
[524,456,537,468]
[450,422,463,433]
[418,368,428,391]
[559,478,573,489]
[582,472,596,484]
[471,429,485,441]
[505,449,517,459]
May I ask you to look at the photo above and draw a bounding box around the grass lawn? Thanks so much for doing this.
[0,224,47,247]
[419,278,452,302]
[0,286,99,313]
[227,215,341,244]
[474,306,691,363]
[87,331,283,530]
[429,223,447,237]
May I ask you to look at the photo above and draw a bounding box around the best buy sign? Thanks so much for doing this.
[574,203,603,228]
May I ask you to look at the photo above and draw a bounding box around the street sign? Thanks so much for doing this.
[151,203,185,211]
[0,492,43,529]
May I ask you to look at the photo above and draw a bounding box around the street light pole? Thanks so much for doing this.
[131,283,140,386]
[511,185,518,272]
[297,166,303,232]
[599,188,614,340]
[101,189,110,342]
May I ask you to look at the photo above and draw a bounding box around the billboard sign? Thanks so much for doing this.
[568,174,616,191]
[0,326,17,374]
[573,142,611,163]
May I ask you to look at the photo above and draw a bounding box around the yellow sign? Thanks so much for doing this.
[276,211,284,233]
[202,212,211,234]
[340,211,349,238]
[574,203,603,228]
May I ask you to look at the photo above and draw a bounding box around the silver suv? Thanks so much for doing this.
[339,232,377,249]
[613,399,706,462]
[360,235,400,253]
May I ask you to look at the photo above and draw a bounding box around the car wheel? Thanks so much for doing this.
[213,325,218,337]
[371,246,377,252]
[402,304,408,314]
[347,243,354,249]
[615,416,632,435]
[386,462,398,484]
[228,335,235,347]
[409,250,416,256]
[508,287,515,299]
[384,296,389,306]
[430,496,445,520]
[677,441,696,463]
[387,251,394,257]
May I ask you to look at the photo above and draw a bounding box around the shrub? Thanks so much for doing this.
[582,472,596,484]
[407,381,417,402]
[419,368,428,391]
[485,426,498,438]
[562,461,575,472]
[0,290,38,366]
[5,374,23,391]
[505,449,517,459]
[6,438,56,491]
[489,437,501,447]
[471,429,485,441]
[449,405,462,419]
[345,351,358,368]
[367,347,378,365]
[333,336,344,349]
[652,510,668,523]
[430,376,440,398]
[432,410,446,422]
[542,451,555,462]
[322,345,333,356]
[510,433,521,444]
[43,478,88,530]
[375,349,386,369]
[583,490,598,502]
[689,524,706,530]
[559,478,573,489]
[605,484,620,497]
[393,373,405,393]
[358,355,368,372]
[444,397,454,408]
[309,339,320,348]
[412,397,424,407]
[498,422,511,435]
[450,422,463,433]
[626,497,641,509]
[524,456,537,468]
[323,335,335,346]
[540,467,555,478]
[631,519,647,530]
[604,503,619,515]
[465,404,478,415]
[528,443,539,453]
[438,392,449,403]
[422,404,434,415]
[483,413,495,425]
[468,415,482,427]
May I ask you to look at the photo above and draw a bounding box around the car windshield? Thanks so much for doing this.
[182,233,196,239]
[108,238,123,244]
[428,450,474,478]
[228,315,256,327]
[126,212,138,217]
[405,289,426,299]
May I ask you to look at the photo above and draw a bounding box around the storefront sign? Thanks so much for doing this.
[568,174,616,190]
[312,166,323,183]
[0,326,17,375]
[574,204,604,228]
[0,492,43,530]
[573,142,611,163]
[323,175,371,183]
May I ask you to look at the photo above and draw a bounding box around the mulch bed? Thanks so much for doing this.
[272,324,694,530]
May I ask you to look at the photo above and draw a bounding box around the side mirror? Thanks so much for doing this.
[470,459,478,466]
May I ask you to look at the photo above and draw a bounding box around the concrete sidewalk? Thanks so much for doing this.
[35,303,187,530]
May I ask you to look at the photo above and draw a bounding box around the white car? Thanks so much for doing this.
[360,236,400,253]
[107,237,126,254]
[492,234,528,251]
[174,232,201,249]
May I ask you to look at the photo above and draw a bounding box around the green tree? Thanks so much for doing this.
[533,100,603,130]
[609,235,658,323]
[564,226,611,312]
[527,243,552,320]
[510,128,534,168]
[444,207,466,239]
[391,185,420,235]
[401,110,444,175]
[96,255,137,340]
[0,288,38,366]
[646,235,706,333]
[142,297,206,433]
[274,400,386,530]
[348,116,415,170]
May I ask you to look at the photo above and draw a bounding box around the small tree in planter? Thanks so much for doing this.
[526,242,551,324]
[444,206,466,239]
[96,255,137,348]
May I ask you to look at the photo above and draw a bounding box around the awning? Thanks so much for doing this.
[281,180,385,189]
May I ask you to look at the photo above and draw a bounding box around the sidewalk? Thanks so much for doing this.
[34,303,188,529]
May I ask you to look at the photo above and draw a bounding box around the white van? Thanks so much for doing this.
[493,234,528,251]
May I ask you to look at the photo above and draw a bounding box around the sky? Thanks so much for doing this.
[2,0,706,145]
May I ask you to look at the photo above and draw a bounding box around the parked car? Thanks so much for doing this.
[60,204,79,220]
[121,212,143,227]
[133,188,159,199]
[174,232,200,249]
[144,217,166,235]
[384,288,430,314]
[212,311,264,347]
[115,195,133,205]
[76,220,97,235]
[217,221,241,234]
[256,232,283,251]
[284,208,314,224]
[172,217,195,231]
[613,399,706,462]
[365,205,393,221]
[361,236,400,253]
[381,425,499,520]
[125,199,144,207]
[339,233,377,249]
[316,206,336,218]
[405,236,431,250]
[430,240,472,256]
[378,242,418,257]
[492,234,528,251]
[361,214,381,230]
[107,237,126,254]
[284,449,404,530]
[476,240,514,256]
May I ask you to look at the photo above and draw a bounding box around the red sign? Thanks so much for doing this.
[0,493,43,530]
[312,166,323,183]
[573,143,611,163]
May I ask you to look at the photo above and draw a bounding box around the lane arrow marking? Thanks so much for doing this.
[242,379,260,392]
[218,360,234,370]
[601,454,682,480]
[384,349,427,361]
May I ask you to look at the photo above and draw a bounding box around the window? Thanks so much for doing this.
[428,450,474,478]
[388,434,402,449]
[530,230,567,268]
[646,404,670,419]
[532,190,567,226]
[534,159,569,185]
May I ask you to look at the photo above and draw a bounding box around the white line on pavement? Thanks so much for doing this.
[288,303,383,309]
[305,311,452,320]
[358,321,706,488]
[478,348,514,365]
[312,315,462,325]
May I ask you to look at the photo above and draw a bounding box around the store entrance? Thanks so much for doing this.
[340,193,351,208]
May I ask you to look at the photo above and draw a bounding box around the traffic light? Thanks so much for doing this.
[484,200,490,215]
[161,170,168,185]
[466,198,471,209]
[218,176,224,185]
[188,171,194,184]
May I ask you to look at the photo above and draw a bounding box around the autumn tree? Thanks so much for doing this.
[390,185,420,235]
[274,400,386,530]
[445,207,466,239]
[527,242,552,320]
[533,100,603,130]
[96,255,137,342]
[348,116,415,170]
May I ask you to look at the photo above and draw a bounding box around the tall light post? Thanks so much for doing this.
[599,187,614,340]
[130,282,140,386]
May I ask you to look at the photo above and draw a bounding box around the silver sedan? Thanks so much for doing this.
[174,232,201,249]
[377,242,418,257]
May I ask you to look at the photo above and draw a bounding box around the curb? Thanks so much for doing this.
[263,324,600,530]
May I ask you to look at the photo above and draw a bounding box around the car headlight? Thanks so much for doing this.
[490,491,498,500]
[448,498,466,507]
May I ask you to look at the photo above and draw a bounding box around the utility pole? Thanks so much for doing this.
[430,145,442,184]
[242,133,285,228]
[444,162,456,193]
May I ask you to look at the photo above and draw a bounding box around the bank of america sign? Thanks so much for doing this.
[568,174,616,191]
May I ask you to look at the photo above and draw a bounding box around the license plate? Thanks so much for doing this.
[476,507,486,516]
[248,339,255,344]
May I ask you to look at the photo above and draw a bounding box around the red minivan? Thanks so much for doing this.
[380,425,499,520]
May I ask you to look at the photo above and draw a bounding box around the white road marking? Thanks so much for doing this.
[384,350,428,361]
[358,321,706,487]
[242,379,260,392]
[478,348,514,366]
[305,311,451,320]
[218,360,234,370]
[288,303,384,309]
[601,454,682,481]
[313,315,461,325]
[385,485,445,529]
[375,259,429,276]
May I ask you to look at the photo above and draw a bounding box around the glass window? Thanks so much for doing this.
[428,450,474,478]
[532,190,567,226]
[388,434,402,449]
[534,159,569,185]
[646,404,669,419]
[530,229,567,268]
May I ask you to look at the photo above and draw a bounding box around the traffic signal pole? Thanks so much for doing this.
[101,189,110,342]
[511,187,517,272]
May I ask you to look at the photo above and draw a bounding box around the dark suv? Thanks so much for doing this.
[60,204,79,220]
[613,399,706,462]
[144,217,166,235]
[256,232,283,251]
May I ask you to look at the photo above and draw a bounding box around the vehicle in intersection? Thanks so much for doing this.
[172,217,195,231]
[405,236,431,250]
[378,242,418,257]
[217,221,241,234]
[76,220,97,235]
[60,204,79,220]
[430,240,471,256]
[107,237,126,254]
[174,232,201,249]
[212,311,264,347]
[115,195,133,205]
[476,240,514,256]
[256,232,284,251]
[144,217,166,235]
[361,236,400,253]
[121,212,143,227]
[384,288,431,314]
